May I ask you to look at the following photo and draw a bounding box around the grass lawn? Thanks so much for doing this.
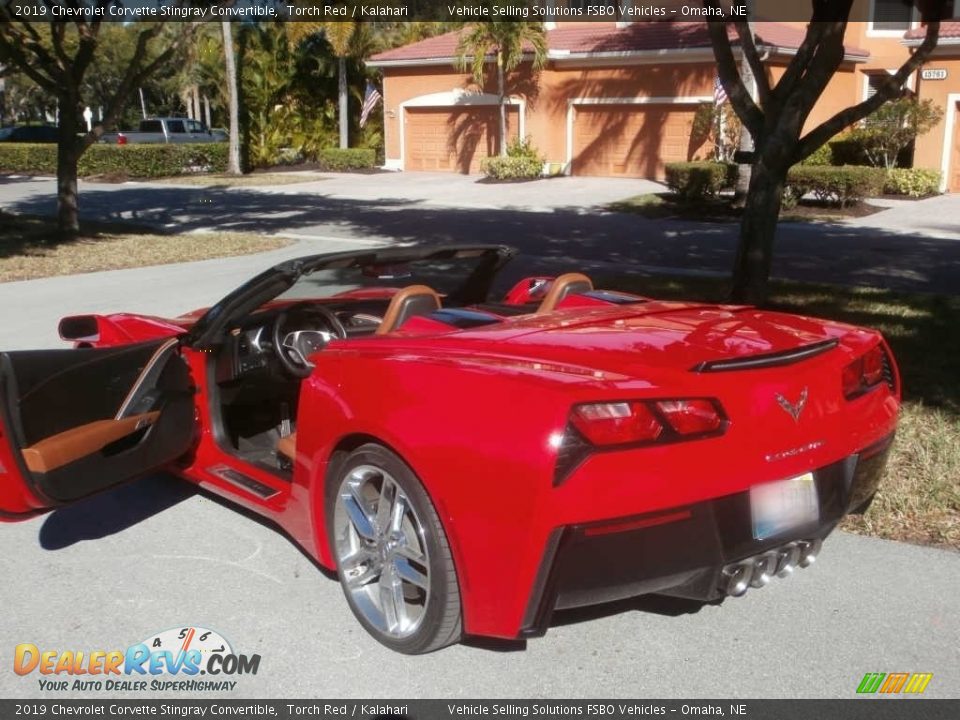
[600,273,960,550]
[0,212,291,282]
[607,193,882,223]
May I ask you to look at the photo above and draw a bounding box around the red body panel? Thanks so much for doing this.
[3,287,900,639]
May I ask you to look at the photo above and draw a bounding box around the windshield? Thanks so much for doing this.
[276,252,503,304]
[186,244,515,347]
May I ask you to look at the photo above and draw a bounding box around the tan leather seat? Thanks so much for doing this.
[277,433,297,462]
[376,285,442,334]
[536,273,594,314]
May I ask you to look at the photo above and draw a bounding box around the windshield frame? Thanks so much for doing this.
[182,244,516,348]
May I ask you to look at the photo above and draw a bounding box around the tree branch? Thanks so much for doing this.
[733,21,770,107]
[0,24,59,91]
[704,14,763,138]
[795,18,941,162]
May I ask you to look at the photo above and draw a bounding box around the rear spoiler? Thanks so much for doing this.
[691,338,839,373]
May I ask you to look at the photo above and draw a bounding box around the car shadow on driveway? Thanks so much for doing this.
[39,474,195,550]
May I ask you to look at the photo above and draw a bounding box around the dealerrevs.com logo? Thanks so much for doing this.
[14,626,261,693]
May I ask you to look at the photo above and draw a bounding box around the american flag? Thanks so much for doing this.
[359,82,382,129]
[714,76,728,106]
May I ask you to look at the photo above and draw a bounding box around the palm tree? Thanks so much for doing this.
[221,22,241,175]
[288,21,356,149]
[455,21,547,157]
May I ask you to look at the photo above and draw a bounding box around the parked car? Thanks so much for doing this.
[100,117,226,144]
[0,125,58,143]
[0,245,900,654]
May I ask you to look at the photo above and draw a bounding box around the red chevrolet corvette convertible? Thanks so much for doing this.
[0,245,899,653]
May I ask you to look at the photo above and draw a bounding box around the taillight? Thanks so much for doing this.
[571,402,662,445]
[843,345,887,399]
[569,398,724,447]
[656,399,722,435]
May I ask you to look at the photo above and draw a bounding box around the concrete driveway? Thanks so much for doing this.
[0,246,958,700]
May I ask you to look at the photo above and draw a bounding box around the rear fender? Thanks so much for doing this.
[299,350,574,638]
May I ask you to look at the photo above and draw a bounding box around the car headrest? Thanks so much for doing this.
[536,273,594,314]
[376,285,442,334]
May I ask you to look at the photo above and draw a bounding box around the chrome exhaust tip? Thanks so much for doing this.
[723,562,753,597]
[776,543,801,578]
[749,552,778,588]
[798,538,822,568]
[720,538,824,597]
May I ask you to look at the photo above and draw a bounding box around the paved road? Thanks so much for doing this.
[0,237,958,700]
[3,174,960,295]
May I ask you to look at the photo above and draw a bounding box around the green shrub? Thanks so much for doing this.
[0,142,227,178]
[664,161,735,200]
[315,148,377,172]
[828,137,871,167]
[481,138,544,181]
[0,143,58,174]
[801,142,834,166]
[505,137,541,160]
[786,165,885,207]
[480,155,543,181]
[883,167,941,197]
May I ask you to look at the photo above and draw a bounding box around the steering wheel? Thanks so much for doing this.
[272,305,347,378]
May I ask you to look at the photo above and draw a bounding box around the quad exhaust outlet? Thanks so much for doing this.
[721,539,822,597]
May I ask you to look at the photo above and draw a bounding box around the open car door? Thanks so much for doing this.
[0,339,196,517]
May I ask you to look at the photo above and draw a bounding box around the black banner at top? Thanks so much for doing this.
[0,0,941,23]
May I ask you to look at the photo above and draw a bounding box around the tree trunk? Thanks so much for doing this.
[729,159,786,305]
[56,104,81,235]
[338,56,348,149]
[222,22,241,175]
[497,50,507,157]
[203,94,212,129]
[732,46,756,206]
[192,85,201,122]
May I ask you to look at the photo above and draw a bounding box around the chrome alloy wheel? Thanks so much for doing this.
[333,465,431,639]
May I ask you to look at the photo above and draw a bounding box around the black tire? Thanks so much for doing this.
[326,443,462,654]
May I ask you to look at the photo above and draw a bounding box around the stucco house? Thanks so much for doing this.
[367,7,960,192]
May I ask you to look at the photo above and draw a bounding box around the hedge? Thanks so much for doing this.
[883,167,941,197]
[315,148,377,171]
[0,142,227,177]
[664,161,736,200]
[480,155,543,181]
[785,165,885,207]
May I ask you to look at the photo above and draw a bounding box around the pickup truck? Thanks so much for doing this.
[101,117,226,145]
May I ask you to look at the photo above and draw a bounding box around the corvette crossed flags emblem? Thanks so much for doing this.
[776,387,808,422]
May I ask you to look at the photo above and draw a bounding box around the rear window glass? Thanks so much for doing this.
[140,120,163,133]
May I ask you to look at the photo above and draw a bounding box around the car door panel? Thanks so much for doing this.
[0,339,196,511]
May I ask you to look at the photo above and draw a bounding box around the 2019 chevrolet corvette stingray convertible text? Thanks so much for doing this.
[0,245,899,653]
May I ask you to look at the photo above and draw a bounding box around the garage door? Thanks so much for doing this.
[405,106,518,174]
[572,104,707,179]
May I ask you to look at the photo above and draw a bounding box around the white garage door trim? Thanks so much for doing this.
[565,96,712,175]
[392,91,526,171]
[939,93,960,193]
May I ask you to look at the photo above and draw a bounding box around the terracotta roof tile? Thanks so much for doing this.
[904,21,960,39]
[369,21,870,64]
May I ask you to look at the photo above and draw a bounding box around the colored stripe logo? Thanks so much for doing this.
[857,672,933,694]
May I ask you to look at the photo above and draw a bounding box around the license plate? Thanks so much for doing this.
[751,472,819,540]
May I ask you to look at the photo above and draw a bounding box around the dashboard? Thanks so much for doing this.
[220,300,388,382]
